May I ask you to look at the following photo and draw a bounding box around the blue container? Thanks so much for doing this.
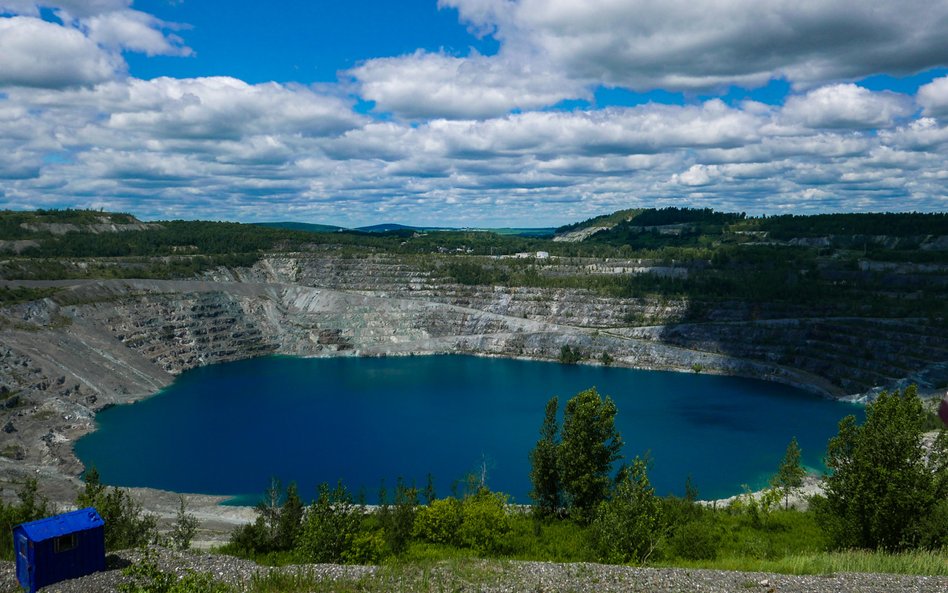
[13,507,106,593]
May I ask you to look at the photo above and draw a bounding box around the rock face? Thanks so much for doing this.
[1,253,945,492]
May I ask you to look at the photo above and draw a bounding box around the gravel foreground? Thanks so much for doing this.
[2,547,948,593]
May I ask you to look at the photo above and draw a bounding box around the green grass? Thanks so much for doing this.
[0,285,59,306]
[662,549,948,576]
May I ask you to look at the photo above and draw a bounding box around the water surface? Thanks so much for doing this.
[75,355,863,503]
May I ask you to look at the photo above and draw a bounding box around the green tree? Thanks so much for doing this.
[169,496,198,551]
[529,396,561,517]
[0,478,51,560]
[296,482,364,563]
[771,436,805,510]
[558,388,624,521]
[276,482,304,550]
[77,467,156,550]
[818,385,948,551]
[559,345,583,364]
[379,478,417,556]
[590,457,663,564]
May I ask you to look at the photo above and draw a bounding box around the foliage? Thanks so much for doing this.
[457,488,511,555]
[343,530,387,564]
[665,517,721,561]
[590,457,663,564]
[558,388,624,522]
[0,478,51,560]
[558,345,584,364]
[529,396,561,517]
[818,385,948,551]
[227,480,304,557]
[296,482,364,563]
[119,549,231,593]
[771,437,806,510]
[378,478,418,556]
[0,285,59,306]
[77,467,157,550]
[413,497,463,546]
[168,496,199,551]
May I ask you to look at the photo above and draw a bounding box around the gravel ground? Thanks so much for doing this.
[2,547,948,593]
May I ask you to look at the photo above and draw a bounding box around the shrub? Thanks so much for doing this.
[0,478,51,560]
[458,489,511,555]
[343,530,386,565]
[590,457,663,564]
[378,479,418,556]
[296,482,364,563]
[168,496,198,551]
[77,468,157,550]
[414,497,463,545]
[666,518,721,560]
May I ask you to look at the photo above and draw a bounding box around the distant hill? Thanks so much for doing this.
[356,223,423,233]
[255,222,346,233]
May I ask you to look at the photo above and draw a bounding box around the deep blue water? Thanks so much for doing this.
[74,355,863,503]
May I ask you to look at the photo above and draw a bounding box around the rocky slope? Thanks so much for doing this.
[3,546,947,593]
[1,251,945,505]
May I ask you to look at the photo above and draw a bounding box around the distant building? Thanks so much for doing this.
[14,508,106,593]
[536,251,550,259]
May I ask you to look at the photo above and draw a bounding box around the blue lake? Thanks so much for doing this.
[74,355,863,503]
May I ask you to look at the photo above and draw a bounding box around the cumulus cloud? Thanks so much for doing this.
[2,73,948,224]
[352,50,583,119]
[441,0,948,93]
[83,9,191,57]
[0,17,119,87]
[918,76,948,117]
[0,1,191,89]
[104,77,363,139]
[781,84,914,129]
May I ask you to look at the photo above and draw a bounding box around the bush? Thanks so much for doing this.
[168,496,198,551]
[296,482,364,563]
[666,518,721,561]
[343,530,386,564]
[226,481,304,557]
[378,479,418,556]
[0,478,51,560]
[458,489,511,555]
[77,468,157,550]
[590,457,663,564]
[414,497,463,545]
[558,345,584,364]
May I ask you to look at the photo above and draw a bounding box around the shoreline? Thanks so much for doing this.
[1,276,935,546]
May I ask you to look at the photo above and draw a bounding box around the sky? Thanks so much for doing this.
[1,1,947,227]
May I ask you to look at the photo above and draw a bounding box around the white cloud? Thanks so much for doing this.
[918,76,948,117]
[0,17,119,88]
[443,0,948,92]
[673,164,716,187]
[104,77,363,140]
[352,50,583,119]
[0,1,192,89]
[84,9,191,57]
[3,63,948,225]
[781,84,914,129]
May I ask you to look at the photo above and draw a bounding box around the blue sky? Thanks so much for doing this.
[1,0,947,227]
